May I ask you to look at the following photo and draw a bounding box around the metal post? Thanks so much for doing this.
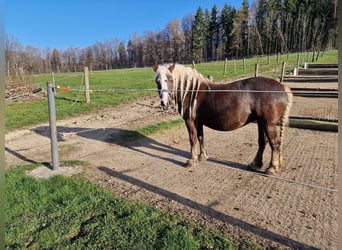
[47,82,59,170]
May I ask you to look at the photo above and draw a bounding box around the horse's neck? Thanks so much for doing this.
[175,77,207,117]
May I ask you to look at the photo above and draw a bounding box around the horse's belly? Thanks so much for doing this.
[201,112,252,131]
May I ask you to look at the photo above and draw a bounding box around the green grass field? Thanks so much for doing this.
[6,164,262,249]
[5,50,337,131]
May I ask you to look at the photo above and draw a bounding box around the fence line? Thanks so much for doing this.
[54,86,337,96]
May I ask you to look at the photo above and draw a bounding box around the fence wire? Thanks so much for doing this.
[54,86,337,96]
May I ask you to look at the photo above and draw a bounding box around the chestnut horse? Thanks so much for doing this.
[153,63,293,175]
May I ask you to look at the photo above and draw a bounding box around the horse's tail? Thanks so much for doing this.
[279,85,293,154]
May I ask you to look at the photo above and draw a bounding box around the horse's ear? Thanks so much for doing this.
[168,63,176,73]
[152,64,158,72]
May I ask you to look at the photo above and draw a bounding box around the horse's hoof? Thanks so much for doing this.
[184,160,197,168]
[247,162,262,171]
[198,154,208,162]
[265,166,278,175]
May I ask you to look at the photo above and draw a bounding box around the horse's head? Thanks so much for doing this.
[152,63,176,109]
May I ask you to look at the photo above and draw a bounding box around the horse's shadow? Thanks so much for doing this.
[31,125,249,171]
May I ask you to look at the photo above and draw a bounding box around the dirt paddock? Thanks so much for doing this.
[5,94,338,249]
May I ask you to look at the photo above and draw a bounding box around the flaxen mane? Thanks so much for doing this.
[169,64,211,117]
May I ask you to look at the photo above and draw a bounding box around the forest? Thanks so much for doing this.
[5,0,338,76]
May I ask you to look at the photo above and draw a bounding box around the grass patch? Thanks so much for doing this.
[113,119,184,143]
[5,50,337,131]
[137,119,184,136]
[110,119,184,143]
[6,164,262,249]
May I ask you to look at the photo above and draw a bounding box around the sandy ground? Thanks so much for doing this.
[5,94,338,249]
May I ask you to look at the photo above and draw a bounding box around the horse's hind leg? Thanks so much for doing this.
[264,124,282,175]
[248,120,268,171]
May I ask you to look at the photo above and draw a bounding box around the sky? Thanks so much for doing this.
[5,0,244,50]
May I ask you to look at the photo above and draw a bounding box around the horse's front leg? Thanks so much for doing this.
[248,120,268,171]
[185,120,198,167]
[197,124,208,162]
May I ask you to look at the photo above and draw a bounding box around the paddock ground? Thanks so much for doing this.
[5,94,338,249]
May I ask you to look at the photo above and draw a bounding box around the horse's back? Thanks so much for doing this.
[219,77,290,104]
[197,76,291,130]
[222,76,285,90]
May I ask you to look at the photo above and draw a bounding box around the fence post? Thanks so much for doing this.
[315,49,320,61]
[223,58,228,75]
[280,61,286,83]
[233,59,236,73]
[52,72,56,97]
[296,54,300,69]
[243,58,246,71]
[311,50,315,62]
[84,66,90,104]
[254,63,259,77]
[47,82,59,170]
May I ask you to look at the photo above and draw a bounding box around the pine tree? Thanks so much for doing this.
[220,4,236,58]
[191,7,206,62]
[207,5,219,61]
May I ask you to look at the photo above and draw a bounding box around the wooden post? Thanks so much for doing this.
[52,72,56,97]
[84,66,90,104]
[296,54,300,69]
[268,55,270,64]
[223,58,228,75]
[311,50,315,62]
[192,60,196,69]
[243,58,246,71]
[315,49,320,61]
[233,59,236,73]
[280,61,286,83]
[254,63,259,77]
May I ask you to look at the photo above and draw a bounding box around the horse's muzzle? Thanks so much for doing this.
[160,100,169,110]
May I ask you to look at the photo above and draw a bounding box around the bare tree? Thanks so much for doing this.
[5,34,23,77]
[165,19,184,62]
[50,48,61,72]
